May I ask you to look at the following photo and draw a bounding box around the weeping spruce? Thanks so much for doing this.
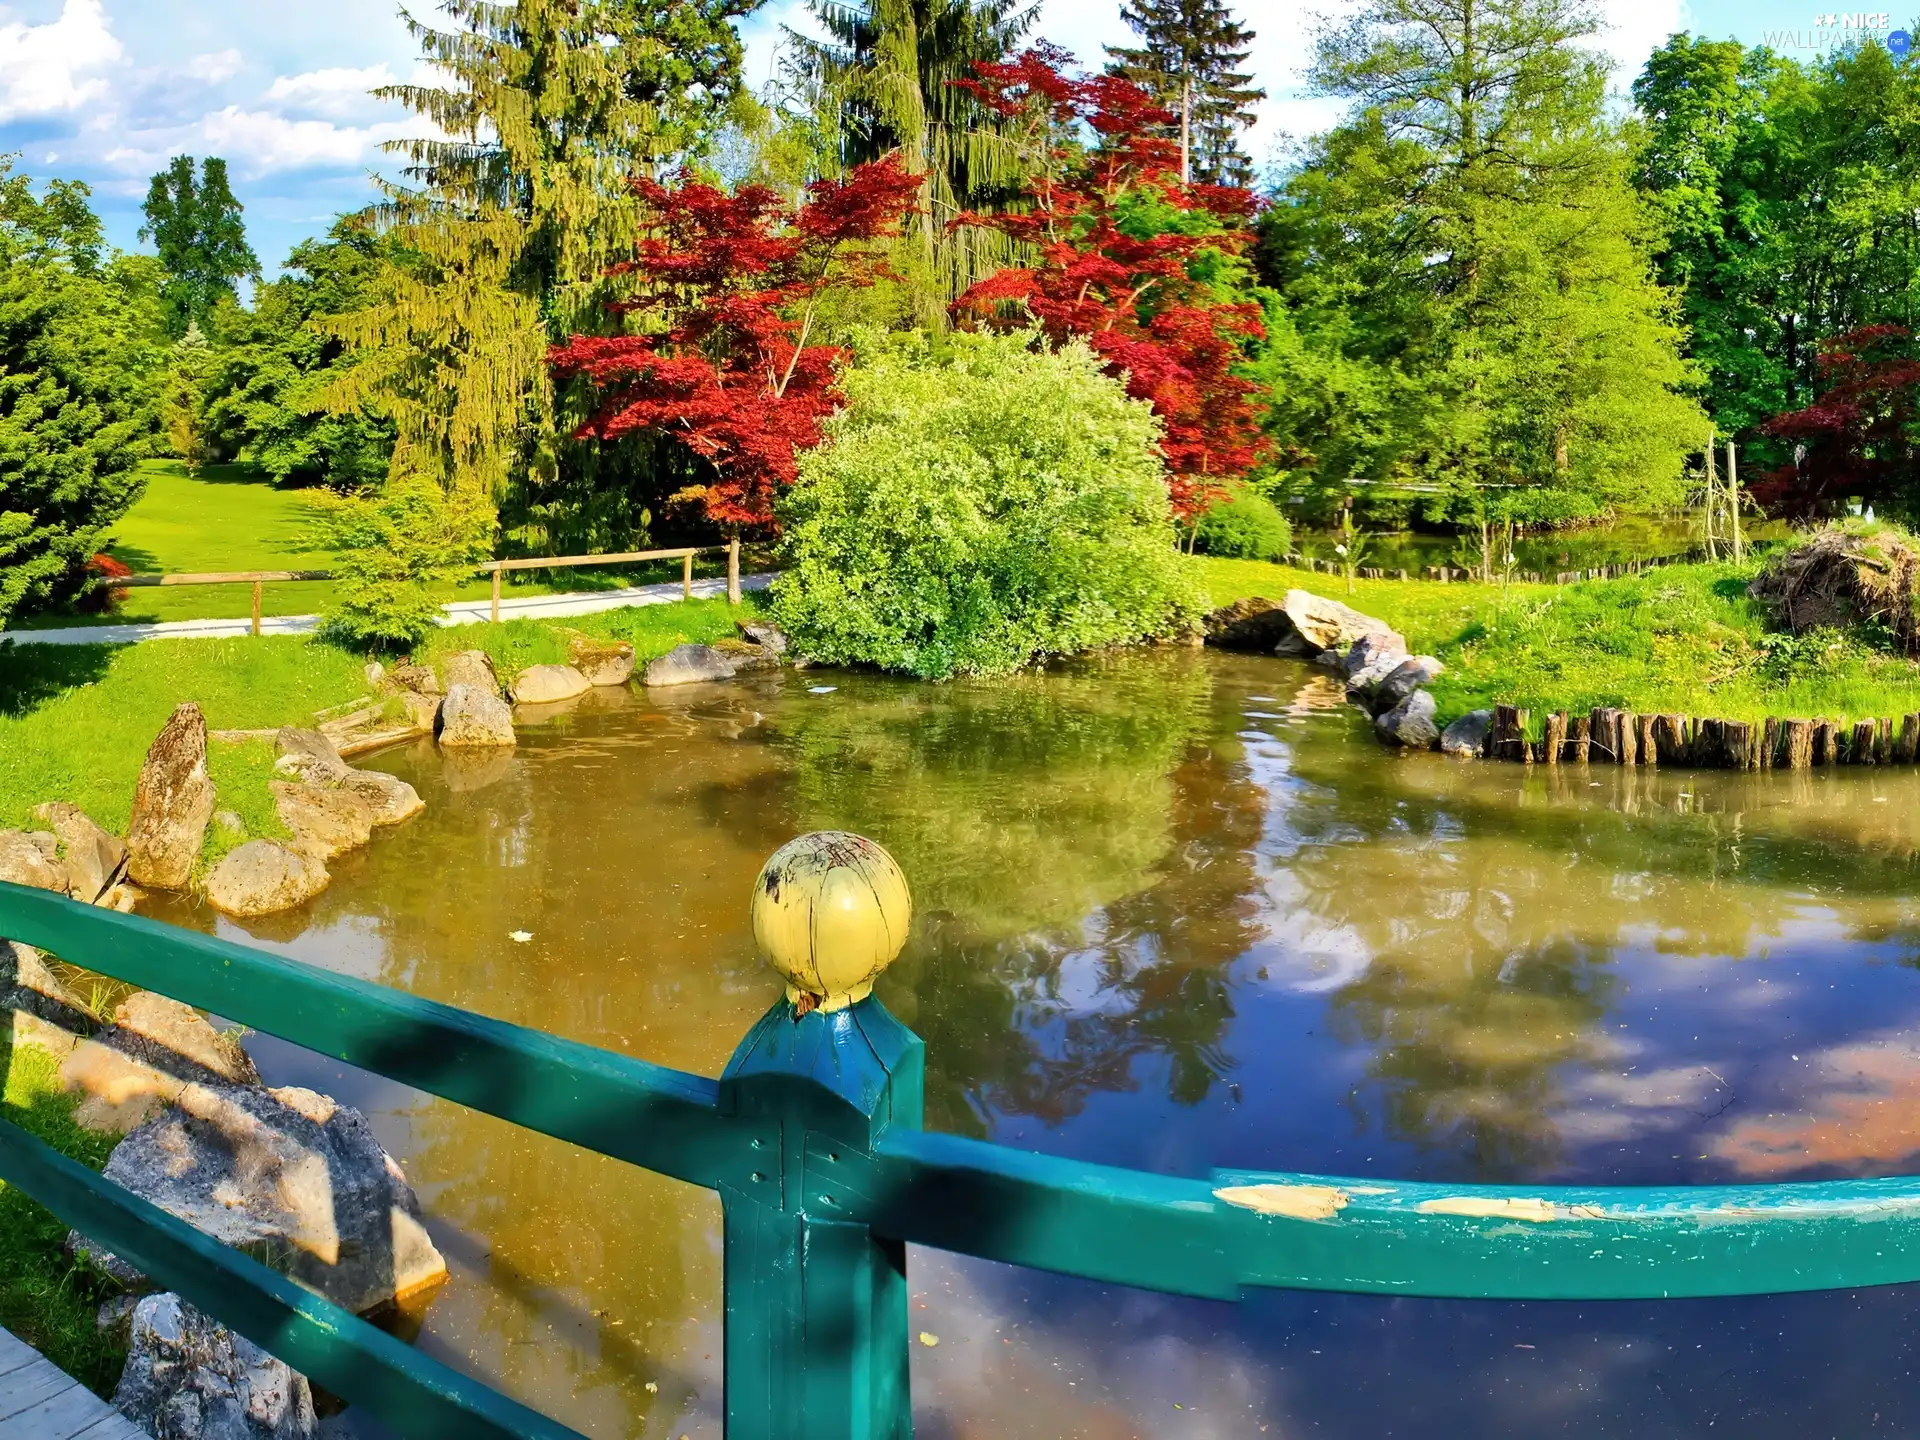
[315,0,752,643]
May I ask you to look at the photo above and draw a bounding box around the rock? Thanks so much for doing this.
[388,663,442,696]
[30,802,128,903]
[363,661,385,689]
[643,643,740,687]
[398,690,442,733]
[735,619,790,656]
[510,663,591,705]
[1377,655,1446,711]
[1201,597,1296,651]
[439,649,501,696]
[84,1084,448,1318]
[712,636,778,670]
[273,727,349,785]
[1376,689,1440,748]
[570,639,636,686]
[436,683,516,747]
[205,842,330,919]
[60,991,261,1135]
[271,782,375,861]
[213,810,246,837]
[1275,589,1396,657]
[127,703,217,890]
[3,939,94,1056]
[112,1293,318,1440]
[1440,707,1494,759]
[1341,630,1410,687]
[336,768,424,827]
[0,828,70,893]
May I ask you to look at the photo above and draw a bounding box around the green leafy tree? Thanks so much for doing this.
[0,161,164,627]
[318,0,757,639]
[1631,35,1920,455]
[790,0,1037,321]
[1257,0,1704,528]
[1104,0,1265,186]
[198,221,396,489]
[139,156,259,337]
[771,330,1204,677]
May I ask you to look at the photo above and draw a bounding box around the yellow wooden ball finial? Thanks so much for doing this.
[752,832,912,1014]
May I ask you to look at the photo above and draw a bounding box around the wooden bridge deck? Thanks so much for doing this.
[0,1326,144,1439]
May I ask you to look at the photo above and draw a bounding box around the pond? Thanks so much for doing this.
[1292,515,1795,575]
[145,649,1920,1438]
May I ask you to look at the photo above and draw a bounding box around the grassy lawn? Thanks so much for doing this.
[0,597,750,846]
[0,1039,123,1394]
[15,461,744,629]
[1199,556,1920,727]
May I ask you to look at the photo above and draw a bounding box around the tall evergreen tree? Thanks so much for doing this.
[1103,0,1264,186]
[1,162,164,627]
[789,0,1037,321]
[139,156,258,337]
[315,0,758,642]
[1256,0,1703,533]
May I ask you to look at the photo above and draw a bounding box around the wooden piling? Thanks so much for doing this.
[1618,711,1639,767]
[1589,708,1617,763]
[1544,711,1567,765]
[1653,714,1689,765]
[1637,713,1659,767]
[1568,714,1592,763]
[1762,717,1779,769]
[1853,719,1878,764]
[1900,714,1920,765]
[1876,718,1895,765]
[1784,718,1814,769]
[1814,720,1837,766]
[1493,705,1532,763]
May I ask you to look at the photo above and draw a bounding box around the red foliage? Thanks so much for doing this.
[1758,326,1920,516]
[950,48,1268,518]
[82,552,132,613]
[552,157,921,529]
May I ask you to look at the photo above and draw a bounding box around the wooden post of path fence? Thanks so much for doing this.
[728,537,742,606]
[250,579,262,637]
[491,567,501,624]
[683,552,694,600]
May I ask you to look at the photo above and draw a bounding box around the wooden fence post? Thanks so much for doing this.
[490,568,501,625]
[250,580,262,638]
[728,537,742,606]
[684,552,694,600]
[721,835,919,1440]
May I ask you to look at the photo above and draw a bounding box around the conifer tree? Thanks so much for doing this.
[315,0,755,640]
[1103,0,1264,187]
[790,0,1037,320]
[139,156,258,337]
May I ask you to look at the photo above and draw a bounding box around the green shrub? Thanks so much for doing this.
[1194,485,1292,560]
[771,332,1204,678]
[306,476,494,648]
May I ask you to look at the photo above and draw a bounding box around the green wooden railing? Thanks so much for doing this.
[6,832,1920,1438]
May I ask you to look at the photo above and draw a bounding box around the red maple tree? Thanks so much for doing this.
[950,46,1268,519]
[1758,326,1920,517]
[551,156,921,529]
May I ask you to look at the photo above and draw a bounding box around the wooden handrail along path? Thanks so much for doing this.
[8,831,1920,1437]
[109,540,745,634]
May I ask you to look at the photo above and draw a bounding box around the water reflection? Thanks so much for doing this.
[134,649,1920,1436]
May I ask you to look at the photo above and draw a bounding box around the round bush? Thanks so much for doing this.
[1194,486,1292,560]
[770,332,1204,678]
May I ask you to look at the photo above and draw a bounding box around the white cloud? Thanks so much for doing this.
[265,62,398,119]
[196,104,415,175]
[1599,0,1692,86]
[186,48,243,84]
[0,0,124,123]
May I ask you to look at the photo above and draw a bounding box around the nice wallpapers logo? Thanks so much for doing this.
[1765,13,1914,54]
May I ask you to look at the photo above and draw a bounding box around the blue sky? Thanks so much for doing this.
[0,0,1904,272]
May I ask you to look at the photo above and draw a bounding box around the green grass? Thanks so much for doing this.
[0,598,750,859]
[16,461,746,629]
[1199,556,1920,727]
[0,1038,124,1394]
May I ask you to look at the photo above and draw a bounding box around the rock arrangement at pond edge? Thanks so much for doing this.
[1,948,446,1439]
[1205,591,1448,751]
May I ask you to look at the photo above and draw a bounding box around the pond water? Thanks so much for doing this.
[145,650,1920,1438]
[1292,516,1795,575]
